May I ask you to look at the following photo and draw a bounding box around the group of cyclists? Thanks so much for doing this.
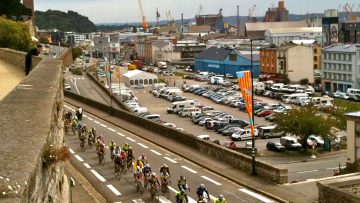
[64,108,228,203]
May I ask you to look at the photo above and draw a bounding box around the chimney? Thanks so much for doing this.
[278,1,285,10]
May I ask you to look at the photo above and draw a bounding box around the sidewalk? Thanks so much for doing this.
[65,96,314,203]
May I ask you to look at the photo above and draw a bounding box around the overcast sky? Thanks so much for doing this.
[35,0,360,24]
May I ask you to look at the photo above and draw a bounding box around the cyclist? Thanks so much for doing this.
[178,176,189,202]
[139,153,148,165]
[148,173,160,198]
[114,152,122,173]
[133,159,144,182]
[134,165,143,184]
[122,142,130,153]
[160,170,171,185]
[90,127,96,137]
[113,145,121,156]
[160,164,171,177]
[176,189,186,203]
[143,163,152,188]
[96,134,104,143]
[214,194,227,203]
[196,184,210,201]
[109,140,116,160]
[127,147,135,170]
[76,107,83,120]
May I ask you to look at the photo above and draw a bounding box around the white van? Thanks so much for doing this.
[167,100,198,114]
[133,107,148,115]
[152,83,167,91]
[285,93,309,104]
[144,114,161,120]
[162,89,182,99]
[347,88,360,97]
[258,126,283,138]
[231,129,258,141]
[167,91,183,100]
[270,83,284,91]
[311,96,334,108]
[198,71,209,76]
[295,96,310,106]
[179,107,201,117]
[254,82,265,92]
[288,84,302,93]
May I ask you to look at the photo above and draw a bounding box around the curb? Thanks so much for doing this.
[65,98,289,203]
[261,153,346,165]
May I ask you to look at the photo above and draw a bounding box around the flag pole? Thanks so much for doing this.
[250,39,256,175]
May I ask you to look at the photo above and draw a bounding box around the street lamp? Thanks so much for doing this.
[108,44,113,115]
[250,39,256,175]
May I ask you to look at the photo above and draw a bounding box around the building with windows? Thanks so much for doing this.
[173,40,206,59]
[264,27,323,46]
[260,44,315,83]
[194,47,260,77]
[321,44,360,92]
[135,40,173,64]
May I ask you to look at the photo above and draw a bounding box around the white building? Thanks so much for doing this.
[206,39,247,49]
[265,27,323,46]
[122,70,158,87]
[322,44,360,92]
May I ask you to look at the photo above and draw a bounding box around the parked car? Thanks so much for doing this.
[256,110,273,117]
[64,83,71,90]
[266,142,286,152]
[231,129,258,141]
[280,137,302,150]
[307,135,324,147]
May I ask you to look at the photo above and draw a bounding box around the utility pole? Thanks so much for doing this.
[181,13,184,37]
[250,39,256,175]
[237,5,240,36]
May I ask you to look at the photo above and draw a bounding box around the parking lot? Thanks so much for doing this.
[131,77,286,153]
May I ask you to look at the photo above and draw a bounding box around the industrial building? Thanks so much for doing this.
[194,47,260,77]
[265,27,323,46]
[264,1,289,22]
[195,9,224,32]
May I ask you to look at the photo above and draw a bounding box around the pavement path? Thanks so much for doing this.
[0,59,24,100]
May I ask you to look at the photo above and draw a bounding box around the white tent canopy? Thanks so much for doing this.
[122,70,158,87]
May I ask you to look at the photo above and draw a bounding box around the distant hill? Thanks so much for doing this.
[35,10,97,33]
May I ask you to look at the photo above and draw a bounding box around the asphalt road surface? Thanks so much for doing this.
[64,103,276,203]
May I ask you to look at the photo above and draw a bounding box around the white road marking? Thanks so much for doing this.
[94,120,99,124]
[239,188,274,203]
[108,127,116,132]
[209,194,216,200]
[74,155,84,162]
[167,186,197,203]
[201,176,222,185]
[87,117,93,121]
[106,184,121,196]
[117,132,125,137]
[150,149,162,155]
[159,196,172,203]
[326,166,346,170]
[83,115,87,118]
[296,169,319,174]
[69,148,75,154]
[83,163,91,169]
[106,146,109,149]
[164,157,178,164]
[90,170,106,182]
[181,166,197,173]
[126,137,135,142]
[70,78,80,95]
[137,143,149,149]
[100,124,107,128]
[132,199,145,203]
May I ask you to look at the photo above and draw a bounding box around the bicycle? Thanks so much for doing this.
[144,172,151,190]
[98,151,105,165]
[150,184,160,203]
[115,163,121,180]
[135,176,144,194]
[120,159,127,175]
[80,139,85,152]
[161,179,171,199]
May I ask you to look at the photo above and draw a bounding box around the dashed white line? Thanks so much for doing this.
[100,124,107,128]
[108,127,116,132]
[106,184,121,196]
[296,169,319,174]
[90,170,106,182]
[126,137,135,142]
[326,166,346,170]
[159,196,172,203]
[137,143,149,149]
[164,157,178,164]
[117,132,125,137]
[74,155,84,162]
[201,176,222,186]
[167,186,196,203]
[150,149,162,155]
[239,188,274,203]
[87,117,93,121]
[181,166,197,174]
[83,163,91,169]
[94,120,99,124]
[69,148,75,154]
[132,199,145,203]
[83,115,87,118]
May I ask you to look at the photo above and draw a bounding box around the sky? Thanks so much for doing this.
[35,0,360,24]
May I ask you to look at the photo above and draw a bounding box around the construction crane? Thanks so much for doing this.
[166,10,174,23]
[248,5,257,23]
[156,8,160,28]
[343,3,360,22]
[138,0,148,31]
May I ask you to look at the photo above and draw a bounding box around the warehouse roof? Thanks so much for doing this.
[195,46,233,60]
[323,44,358,53]
[245,20,308,32]
[266,27,322,34]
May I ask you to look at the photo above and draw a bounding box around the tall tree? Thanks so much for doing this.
[274,106,337,151]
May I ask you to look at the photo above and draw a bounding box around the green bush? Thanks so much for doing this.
[71,67,83,75]
[72,47,83,59]
[0,17,32,51]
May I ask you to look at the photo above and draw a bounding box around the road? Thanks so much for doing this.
[64,103,276,203]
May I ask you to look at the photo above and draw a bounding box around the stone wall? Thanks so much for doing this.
[317,174,360,203]
[0,57,68,202]
[0,48,41,72]
[64,91,288,184]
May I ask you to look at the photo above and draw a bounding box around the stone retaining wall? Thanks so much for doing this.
[0,48,41,72]
[0,57,68,202]
[65,91,288,184]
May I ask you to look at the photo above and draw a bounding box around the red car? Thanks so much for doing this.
[256,110,273,117]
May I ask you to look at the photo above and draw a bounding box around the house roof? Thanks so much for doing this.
[195,46,233,60]
[323,44,358,53]
[245,20,308,32]
[290,39,316,45]
[123,69,142,78]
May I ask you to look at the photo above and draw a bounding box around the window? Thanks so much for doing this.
[313,49,317,54]
[314,64,318,69]
[314,56,318,61]
[229,54,237,61]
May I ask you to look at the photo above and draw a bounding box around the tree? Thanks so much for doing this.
[72,47,83,59]
[132,26,138,33]
[0,17,32,51]
[0,0,32,20]
[274,106,336,151]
